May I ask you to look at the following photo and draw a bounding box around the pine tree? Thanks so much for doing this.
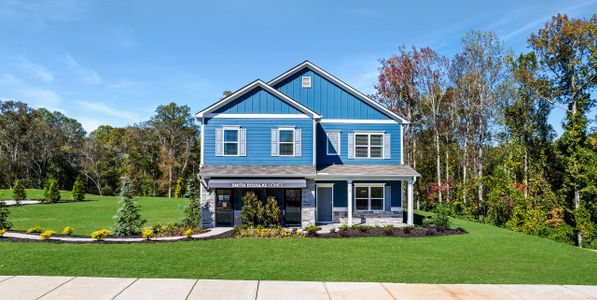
[113,176,146,237]
[182,178,201,228]
[264,196,282,226]
[12,180,26,204]
[44,178,61,203]
[173,178,184,198]
[71,176,86,201]
[240,191,264,226]
[0,201,12,229]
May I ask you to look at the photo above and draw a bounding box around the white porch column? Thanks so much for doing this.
[347,180,353,226]
[407,178,415,226]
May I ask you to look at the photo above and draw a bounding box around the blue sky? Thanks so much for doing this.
[0,0,595,134]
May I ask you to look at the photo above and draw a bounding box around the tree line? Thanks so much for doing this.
[0,101,200,198]
[375,14,596,247]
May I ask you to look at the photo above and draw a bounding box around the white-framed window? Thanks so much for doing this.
[301,76,312,88]
[223,128,239,156]
[355,132,384,158]
[278,128,295,156]
[354,184,385,211]
[326,131,341,155]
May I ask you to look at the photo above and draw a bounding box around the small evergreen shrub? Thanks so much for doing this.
[62,226,74,236]
[142,228,155,239]
[26,225,43,233]
[91,229,110,240]
[240,191,264,227]
[264,196,282,226]
[384,224,394,235]
[71,176,86,201]
[40,230,55,239]
[329,227,337,234]
[339,224,350,231]
[182,178,201,228]
[0,201,12,230]
[173,178,184,198]
[304,224,320,236]
[427,204,451,230]
[235,226,305,238]
[12,180,26,203]
[113,176,146,237]
[44,178,61,203]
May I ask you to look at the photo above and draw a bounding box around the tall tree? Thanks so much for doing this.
[529,14,597,246]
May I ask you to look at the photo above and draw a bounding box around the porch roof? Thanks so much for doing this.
[316,164,420,178]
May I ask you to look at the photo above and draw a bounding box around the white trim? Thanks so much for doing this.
[391,207,403,212]
[320,119,398,124]
[195,80,321,119]
[333,207,348,212]
[200,123,205,166]
[312,120,316,166]
[207,113,309,119]
[316,184,334,223]
[354,132,385,159]
[353,184,386,211]
[400,124,404,164]
[268,61,409,124]
[326,131,341,156]
[222,127,240,157]
[353,183,387,187]
[278,127,296,157]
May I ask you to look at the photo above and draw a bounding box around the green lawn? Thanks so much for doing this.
[0,209,595,284]
[3,189,188,235]
[0,188,75,201]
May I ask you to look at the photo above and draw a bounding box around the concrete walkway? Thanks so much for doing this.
[3,227,233,243]
[0,276,595,300]
[1,200,41,206]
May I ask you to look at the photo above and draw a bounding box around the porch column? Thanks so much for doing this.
[347,180,353,226]
[407,177,415,226]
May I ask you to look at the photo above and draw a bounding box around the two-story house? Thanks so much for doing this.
[196,61,419,228]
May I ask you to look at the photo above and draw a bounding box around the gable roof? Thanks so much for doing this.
[195,79,321,120]
[268,61,409,124]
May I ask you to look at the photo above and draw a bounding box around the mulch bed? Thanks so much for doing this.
[313,226,466,238]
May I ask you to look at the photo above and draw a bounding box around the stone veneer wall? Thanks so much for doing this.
[200,182,216,228]
[333,211,404,226]
[301,179,316,227]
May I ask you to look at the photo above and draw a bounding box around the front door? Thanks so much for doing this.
[316,186,333,223]
[215,189,233,226]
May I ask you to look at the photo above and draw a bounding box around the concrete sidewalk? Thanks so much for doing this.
[0,276,595,300]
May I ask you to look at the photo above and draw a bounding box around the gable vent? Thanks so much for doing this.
[301,76,312,88]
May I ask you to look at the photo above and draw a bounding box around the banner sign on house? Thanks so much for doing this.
[208,179,307,189]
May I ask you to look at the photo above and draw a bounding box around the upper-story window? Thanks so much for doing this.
[223,128,240,156]
[301,76,312,88]
[278,129,295,156]
[326,131,340,155]
[355,133,384,158]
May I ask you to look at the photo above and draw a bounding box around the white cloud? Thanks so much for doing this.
[0,0,89,29]
[0,73,63,110]
[74,101,140,122]
[64,53,102,85]
[76,116,104,133]
[15,59,54,83]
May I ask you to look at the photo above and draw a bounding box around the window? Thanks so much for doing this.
[278,129,294,156]
[354,185,385,211]
[301,76,312,88]
[355,133,384,158]
[223,128,239,156]
[326,131,340,155]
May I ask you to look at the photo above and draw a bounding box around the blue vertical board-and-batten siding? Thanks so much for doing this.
[273,68,389,120]
[316,123,402,165]
[213,86,302,114]
[203,118,313,165]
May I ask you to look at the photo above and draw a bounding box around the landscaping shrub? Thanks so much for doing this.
[304,224,321,236]
[40,230,55,239]
[235,226,305,238]
[173,178,184,198]
[91,229,110,240]
[384,224,394,235]
[182,178,201,228]
[113,176,146,237]
[0,201,12,230]
[142,228,155,239]
[71,176,85,201]
[264,196,281,226]
[427,203,451,230]
[12,179,26,203]
[26,225,43,233]
[43,178,61,203]
[339,224,350,231]
[240,191,264,227]
[0,228,6,237]
[329,227,336,234]
[62,226,74,236]
[184,228,193,237]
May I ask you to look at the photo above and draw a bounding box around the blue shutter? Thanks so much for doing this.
[384,185,391,211]
[215,128,223,156]
[348,133,355,159]
[271,129,278,156]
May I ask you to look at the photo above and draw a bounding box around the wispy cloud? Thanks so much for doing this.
[75,116,104,133]
[74,101,141,122]
[64,53,102,85]
[15,59,54,83]
[0,0,90,29]
[0,73,63,110]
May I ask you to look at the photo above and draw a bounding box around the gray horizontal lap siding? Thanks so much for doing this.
[203,118,313,165]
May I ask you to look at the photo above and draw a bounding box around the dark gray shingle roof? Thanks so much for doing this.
[317,164,420,177]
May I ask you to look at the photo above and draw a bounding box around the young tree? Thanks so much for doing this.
[71,176,86,201]
[182,178,201,228]
[44,178,61,203]
[240,191,264,227]
[12,179,26,204]
[0,201,12,229]
[264,196,282,226]
[529,14,597,247]
[113,176,146,237]
[173,178,183,198]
